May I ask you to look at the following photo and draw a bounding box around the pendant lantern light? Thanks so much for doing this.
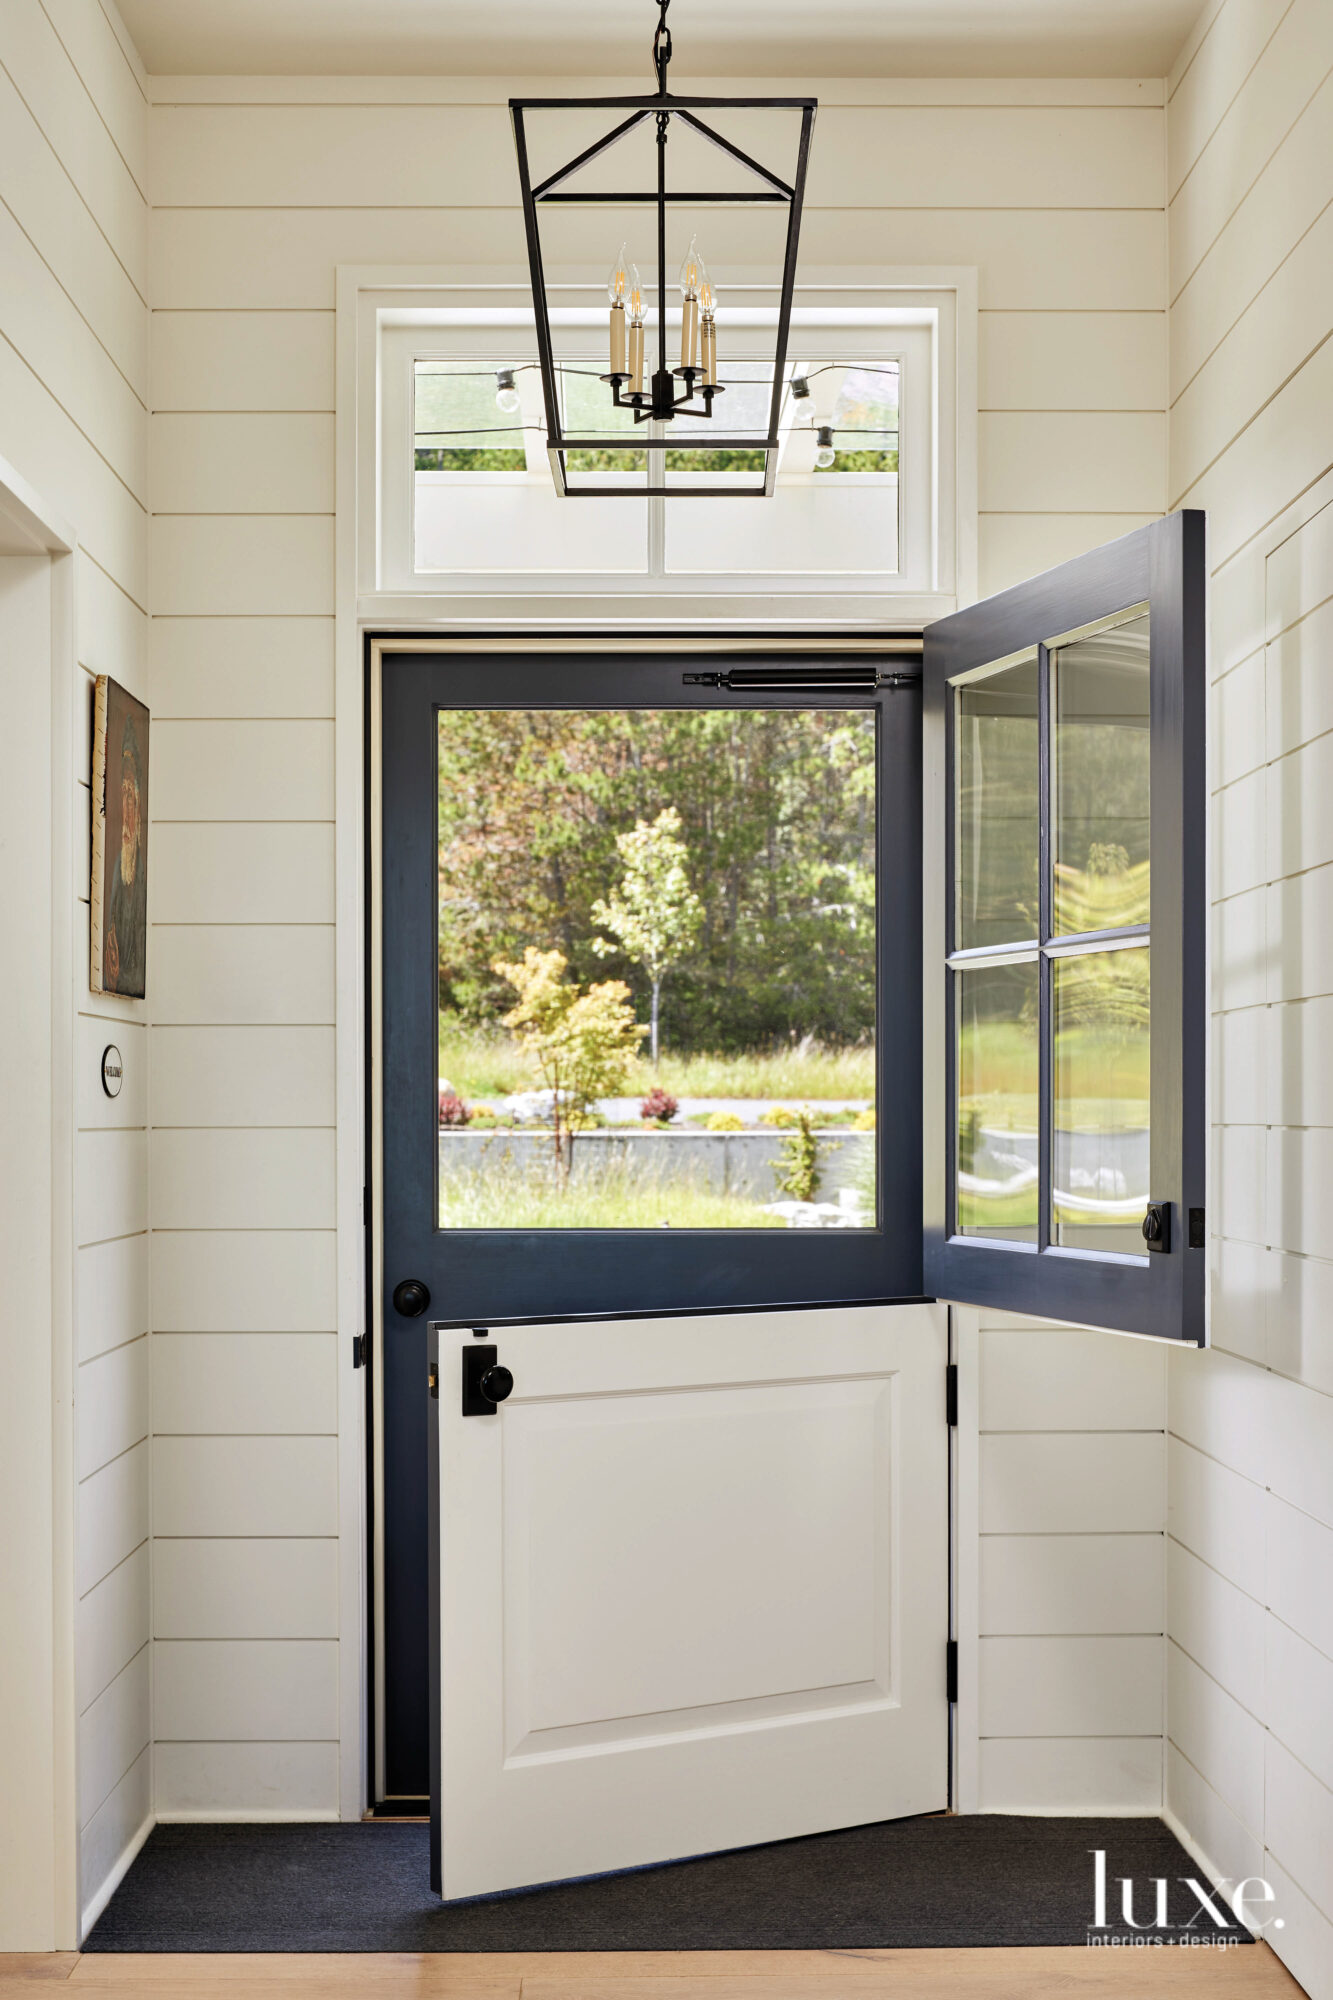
[510,0,816,497]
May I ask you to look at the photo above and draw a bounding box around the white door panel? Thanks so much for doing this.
[432,1303,948,1899]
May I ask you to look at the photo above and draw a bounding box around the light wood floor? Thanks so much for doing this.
[0,1946,1310,1998]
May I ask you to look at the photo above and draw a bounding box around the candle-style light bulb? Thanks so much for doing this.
[678,235,706,371]
[607,242,630,376]
[699,275,718,388]
[628,267,645,396]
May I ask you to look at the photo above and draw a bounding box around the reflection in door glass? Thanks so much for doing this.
[954,655,1039,951]
[954,958,1038,1241]
[1053,945,1150,1252]
[1053,611,1150,936]
[436,709,877,1230]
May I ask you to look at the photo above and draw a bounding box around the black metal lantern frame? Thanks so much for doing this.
[510,2,815,498]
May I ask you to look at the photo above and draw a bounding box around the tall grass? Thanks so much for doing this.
[439,1020,875,1101]
[439,1146,786,1230]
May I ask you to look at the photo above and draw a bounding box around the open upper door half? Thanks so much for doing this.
[922,512,1206,1344]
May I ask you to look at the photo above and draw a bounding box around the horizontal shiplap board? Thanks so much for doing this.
[980,1432,1165,1535]
[149,924,335,1026]
[1169,0,1333,298]
[77,1646,149,1825]
[1266,491,1333,644]
[978,513,1159,597]
[150,822,334,924]
[150,719,334,822]
[150,310,334,413]
[1268,593,1333,769]
[0,0,146,276]
[1211,1002,1266,1126]
[1262,1363,1333,1528]
[39,0,148,188]
[1167,1434,1267,1602]
[1167,1640,1265,1834]
[77,1014,146,1130]
[76,557,148,693]
[1167,1536,1264,1718]
[1214,885,1266,1015]
[151,1332,337,1436]
[1270,864,1333,1005]
[1268,1493,1333,1664]
[150,413,334,515]
[1267,1611,1333,1793]
[150,100,1164,212]
[979,1634,1163,1737]
[150,1128,335,1230]
[980,1735,1162,1813]
[1165,1741,1265,1893]
[151,1229,336,1333]
[1269,1129,1333,1264]
[1213,651,1266,791]
[980,1534,1164,1637]
[154,1739,337,1819]
[979,1324,1165,1431]
[1207,1236,1268,1371]
[150,204,1168,312]
[0,327,146,603]
[75,1129,148,1247]
[79,1747,149,1922]
[153,1538,338,1640]
[154,1638,337,1741]
[76,1231,149,1366]
[152,1435,338,1537]
[149,515,332,617]
[1214,766,1266,903]
[1171,64,1333,394]
[147,76,1163,108]
[0,197,146,498]
[980,411,1166,514]
[77,1543,149,1715]
[1213,1123,1264,1244]
[150,1026,335,1127]
[1172,196,1333,505]
[1265,1734,1333,1927]
[0,53,145,394]
[1167,0,1291,196]
[1270,729,1333,884]
[1264,1852,1333,2000]
[148,616,333,718]
[1168,1344,1272,1488]
[77,1335,148,1481]
[77,1441,149,1597]
[978,311,1165,413]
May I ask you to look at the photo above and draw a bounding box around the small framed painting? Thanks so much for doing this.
[91,675,149,998]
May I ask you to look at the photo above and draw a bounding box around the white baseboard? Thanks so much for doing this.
[1162,1804,1245,1921]
[80,1811,153,1941]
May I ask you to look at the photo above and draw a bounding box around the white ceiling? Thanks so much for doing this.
[117,0,1201,80]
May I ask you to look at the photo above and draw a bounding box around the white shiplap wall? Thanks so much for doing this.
[1164,0,1333,1993]
[0,0,152,1934]
[145,73,1169,1817]
[956,1313,1166,1814]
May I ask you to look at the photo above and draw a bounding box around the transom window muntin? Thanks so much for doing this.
[947,603,1152,1259]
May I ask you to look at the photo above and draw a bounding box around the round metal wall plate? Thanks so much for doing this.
[101,1044,123,1098]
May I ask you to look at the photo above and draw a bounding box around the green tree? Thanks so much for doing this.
[493,947,647,1179]
[591,807,704,1067]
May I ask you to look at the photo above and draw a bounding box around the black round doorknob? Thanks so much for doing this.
[480,1365,514,1405]
[392,1278,431,1318]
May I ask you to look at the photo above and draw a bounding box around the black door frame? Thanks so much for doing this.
[366,630,925,1810]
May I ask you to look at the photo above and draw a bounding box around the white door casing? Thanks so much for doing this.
[431,1303,948,1899]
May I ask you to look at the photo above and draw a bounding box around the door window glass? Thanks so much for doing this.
[436,707,878,1230]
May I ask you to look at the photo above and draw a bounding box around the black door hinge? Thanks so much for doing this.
[946,1362,958,1427]
[946,1638,958,1704]
[352,1334,367,1369]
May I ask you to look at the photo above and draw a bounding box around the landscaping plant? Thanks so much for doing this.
[592,806,703,1068]
[493,947,646,1180]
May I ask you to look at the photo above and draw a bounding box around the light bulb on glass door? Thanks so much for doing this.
[678,235,706,370]
[814,424,836,469]
[494,368,521,415]
[607,242,631,376]
[699,275,718,387]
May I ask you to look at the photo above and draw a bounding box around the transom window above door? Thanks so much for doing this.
[372,300,959,621]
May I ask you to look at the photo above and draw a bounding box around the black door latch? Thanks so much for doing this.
[1142,1202,1170,1253]
[461,1343,514,1416]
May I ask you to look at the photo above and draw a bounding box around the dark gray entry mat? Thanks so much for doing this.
[84,1815,1251,1953]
